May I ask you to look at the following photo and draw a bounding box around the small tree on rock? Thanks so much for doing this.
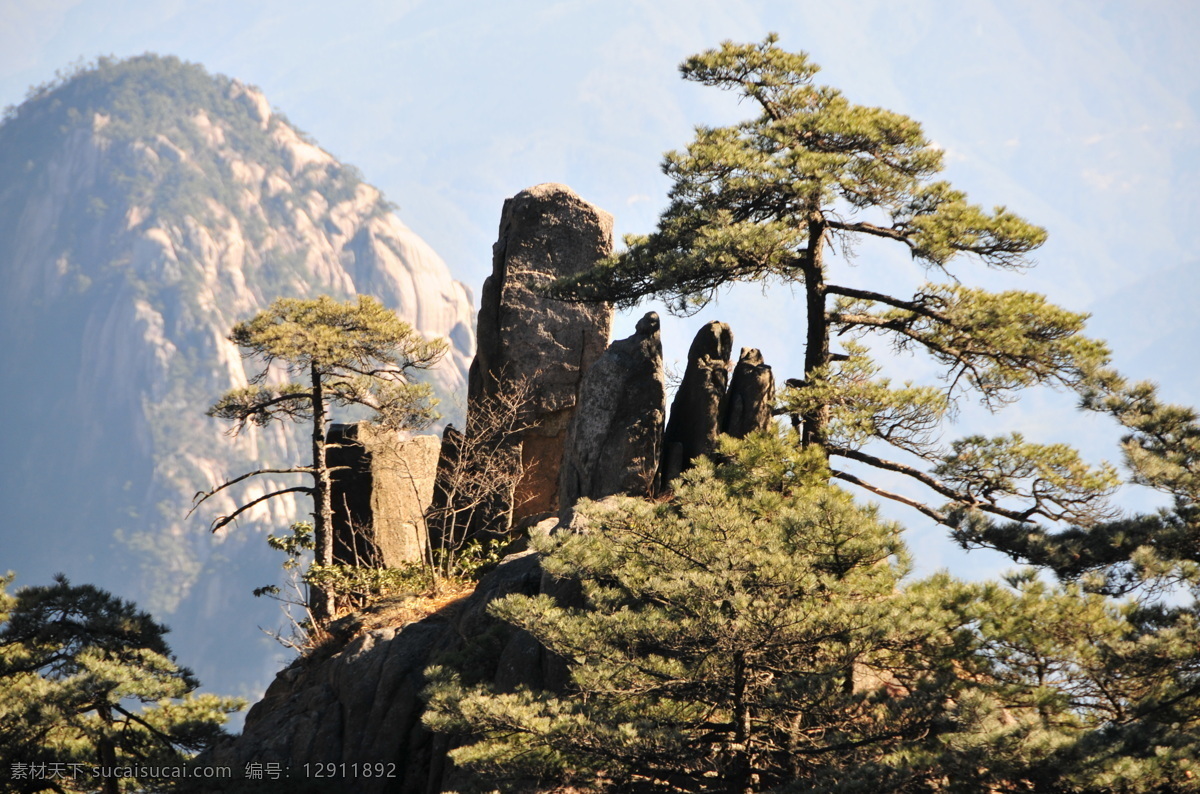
[194,294,445,620]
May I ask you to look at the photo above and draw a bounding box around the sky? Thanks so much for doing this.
[2,0,1198,578]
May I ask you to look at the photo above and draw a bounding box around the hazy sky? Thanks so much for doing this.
[3,0,1198,579]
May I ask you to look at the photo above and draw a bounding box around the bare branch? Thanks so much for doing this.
[209,486,313,533]
[826,220,913,246]
[188,467,313,518]
[830,469,947,523]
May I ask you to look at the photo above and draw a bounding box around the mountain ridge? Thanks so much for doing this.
[0,53,475,700]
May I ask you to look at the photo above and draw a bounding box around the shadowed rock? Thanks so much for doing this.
[200,501,626,793]
[722,347,776,438]
[202,548,551,793]
[661,320,733,486]
[328,424,441,567]
[466,183,614,525]
[559,312,665,507]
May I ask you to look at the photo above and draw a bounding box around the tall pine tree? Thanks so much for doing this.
[553,36,1114,529]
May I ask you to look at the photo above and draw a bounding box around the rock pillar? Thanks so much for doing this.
[722,347,776,438]
[559,312,666,507]
[327,423,440,567]
[661,321,734,486]
[467,183,614,525]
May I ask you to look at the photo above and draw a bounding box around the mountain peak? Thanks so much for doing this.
[0,53,475,698]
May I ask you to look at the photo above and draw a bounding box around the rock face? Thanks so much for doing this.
[560,312,666,507]
[466,183,614,522]
[722,347,776,439]
[661,321,734,486]
[0,55,475,699]
[204,547,557,794]
[328,425,441,567]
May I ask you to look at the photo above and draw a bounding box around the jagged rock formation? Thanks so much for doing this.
[559,312,666,506]
[328,425,441,567]
[208,212,779,788]
[467,183,614,523]
[0,55,475,697]
[723,347,776,439]
[661,321,734,486]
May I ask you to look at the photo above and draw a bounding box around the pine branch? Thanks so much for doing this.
[830,469,947,522]
[829,444,1032,522]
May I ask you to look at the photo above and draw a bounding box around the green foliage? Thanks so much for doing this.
[954,367,1200,599]
[200,293,446,529]
[305,562,429,603]
[210,294,445,434]
[424,433,1200,792]
[553,35,1045,309]
[550,35,1111,530]
[424,433,947,791]
[0,574,242,791]
[265,521,315,571]
[434,538,506,581]
[255,522,504,640]
[200,294,446,621]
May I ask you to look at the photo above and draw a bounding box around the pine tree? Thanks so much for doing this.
[193,294,445,620]
[424,433,1200,792]
[552,36,1114,528]
[425,37,1200,791]
[0,574,242,794]
[947,369,1200,790]
[424,434,985,792]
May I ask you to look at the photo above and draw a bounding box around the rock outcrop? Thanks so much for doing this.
[661,321,734,486]
[722,347,776,439]
[464,183,614,525]
[205,541,565,793]
[328,425,441,567]
[204,195,787,790]
[559,312,666,507]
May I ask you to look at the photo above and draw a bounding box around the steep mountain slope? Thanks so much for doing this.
[0,54,474,698]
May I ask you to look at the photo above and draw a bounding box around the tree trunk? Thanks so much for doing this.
[309,363,335,622]
[96,704,120,794]
[800,215,830,451]
[730,650,755,794]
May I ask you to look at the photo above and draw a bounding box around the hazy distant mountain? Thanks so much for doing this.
[0,54,475,698]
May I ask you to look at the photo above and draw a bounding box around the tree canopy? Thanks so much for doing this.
[196,294,445,620]
[552,36,1113,530]
[0,574,242,794]
[424,432,1200,792]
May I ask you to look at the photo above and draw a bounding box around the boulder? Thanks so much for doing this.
[661,321,733,486]
[559,312,666,507]
[327,424,440,567]
[722,347,776,438]
[467,183,614,521]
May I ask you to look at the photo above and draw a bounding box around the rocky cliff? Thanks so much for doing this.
[0,55,474,698]
[208,186,781,789]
